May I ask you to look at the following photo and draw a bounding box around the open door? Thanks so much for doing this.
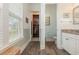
[32,15,39,37]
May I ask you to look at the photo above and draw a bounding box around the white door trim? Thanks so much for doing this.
[39,3,45,50]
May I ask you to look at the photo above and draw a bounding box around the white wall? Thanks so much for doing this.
[23,3,32,29]
[8,3,23,19]
[60,4,79,29]
[23,3,32,43]
[0,3,30,49]
[45,4,57,38]
[57,4,62,49]
[40,4,45,49]
[57,4,79,49]
[6,3,32,53]
[30,4,57,39]
[0,3,32,53]
[14,3,40,47]
[4,3,25,47]
[30,3,40,11]
[0,4,4,48]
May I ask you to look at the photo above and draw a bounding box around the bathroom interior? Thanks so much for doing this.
[45,4,57,43]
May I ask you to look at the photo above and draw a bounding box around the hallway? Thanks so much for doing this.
[0,3,77,55]
[21,41,69,55]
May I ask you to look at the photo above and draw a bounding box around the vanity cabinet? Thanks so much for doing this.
[62,33,79,55]
[76,39,79,54]
[62,36,70,53]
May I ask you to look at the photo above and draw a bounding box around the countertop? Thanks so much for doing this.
[62,29,79,35]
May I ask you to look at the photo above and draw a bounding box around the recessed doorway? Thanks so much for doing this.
[32,14,39,41]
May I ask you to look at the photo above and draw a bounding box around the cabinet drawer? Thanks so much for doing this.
[62,36,76,54]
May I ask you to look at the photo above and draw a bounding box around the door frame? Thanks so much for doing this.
[32,14,39,38]
[30,4,46,50]
[31,11,39,40]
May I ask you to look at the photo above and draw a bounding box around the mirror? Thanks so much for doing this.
[73,6,79,24]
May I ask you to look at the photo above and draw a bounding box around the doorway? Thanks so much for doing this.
[32,14,39,41]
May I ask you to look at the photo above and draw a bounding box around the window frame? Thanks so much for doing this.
[8,11,23,43]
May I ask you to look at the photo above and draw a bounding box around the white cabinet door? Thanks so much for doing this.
[68,38,76,55]
[76,39,79,55]
[62,36,70,52]
[62,35,76,54]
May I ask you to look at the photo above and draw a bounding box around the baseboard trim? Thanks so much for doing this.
[20,39,31,54]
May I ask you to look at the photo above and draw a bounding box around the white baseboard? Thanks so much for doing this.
[45,37,56,41]
[0,38,23,54]
[20,39,31,54]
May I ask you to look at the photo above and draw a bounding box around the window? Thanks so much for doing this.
[9,12,23,42]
